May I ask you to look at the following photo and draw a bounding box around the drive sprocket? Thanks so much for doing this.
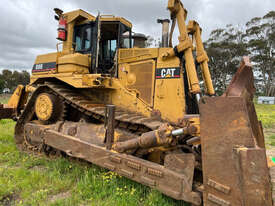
[34,92,66,124]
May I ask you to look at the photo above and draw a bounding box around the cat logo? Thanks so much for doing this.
[156,67,181,79]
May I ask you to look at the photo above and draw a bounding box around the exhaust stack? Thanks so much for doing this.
[157,19,170,47]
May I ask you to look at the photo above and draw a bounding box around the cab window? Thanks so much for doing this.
[102,40,117,60]
[74,25,92,53]
[84,27,91,49]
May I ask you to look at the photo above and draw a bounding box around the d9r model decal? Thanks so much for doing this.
[156,68,181,79]
[32,62,56,73]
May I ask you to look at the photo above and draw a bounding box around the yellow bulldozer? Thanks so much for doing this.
[0,0,273,205]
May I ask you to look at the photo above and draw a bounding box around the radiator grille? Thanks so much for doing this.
[128,61,154,106]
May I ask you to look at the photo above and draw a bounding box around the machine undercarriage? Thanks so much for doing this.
[13,80,202,205]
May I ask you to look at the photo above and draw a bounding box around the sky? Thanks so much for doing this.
[0,0,274,72]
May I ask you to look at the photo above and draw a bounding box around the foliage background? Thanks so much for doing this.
[0,70,30,93]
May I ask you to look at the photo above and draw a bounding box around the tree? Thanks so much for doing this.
[245,11,275,95]
[204,10,275,95]
[0,70,30,93]
[205,24,247,95]
[0,78,4,93]
[17,71,30,86]
[1,69,13,90]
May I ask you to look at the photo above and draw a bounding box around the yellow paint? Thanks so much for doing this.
[124,59,155,106]
[154,51,186,123]
[58,53,89,74]
[24,6,201,129]
[62,9,95,53]
[162,0,201,94]
[25,85,36,93]
[35,52,58,64]
[110,78,152,117]
[30,48,187,123]
[118,48,158,64]
[7,85,25,108]
[63,9,96,23]
[188,116,200,135]
[60,10,132,54]
[35,94,54,121]
[187,20,215,95]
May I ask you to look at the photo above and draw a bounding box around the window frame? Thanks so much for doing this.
[73,23,93,54]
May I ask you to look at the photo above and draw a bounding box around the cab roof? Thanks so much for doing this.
[63,9,132,29]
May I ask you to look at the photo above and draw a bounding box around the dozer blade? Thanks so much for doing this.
[199,57,272,206]
[0,104,15,119]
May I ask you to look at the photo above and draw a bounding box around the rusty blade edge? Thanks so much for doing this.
[222,56,256,98]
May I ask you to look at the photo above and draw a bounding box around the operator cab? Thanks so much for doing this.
[73,16,133,75]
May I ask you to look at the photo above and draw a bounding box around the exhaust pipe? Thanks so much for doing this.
[157,19,170,47]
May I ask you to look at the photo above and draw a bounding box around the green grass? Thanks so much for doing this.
[0,94,274,205]
[255,104,275,148]
[255,104,275,129]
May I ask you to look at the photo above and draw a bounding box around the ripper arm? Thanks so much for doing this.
[187,21,215,96]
